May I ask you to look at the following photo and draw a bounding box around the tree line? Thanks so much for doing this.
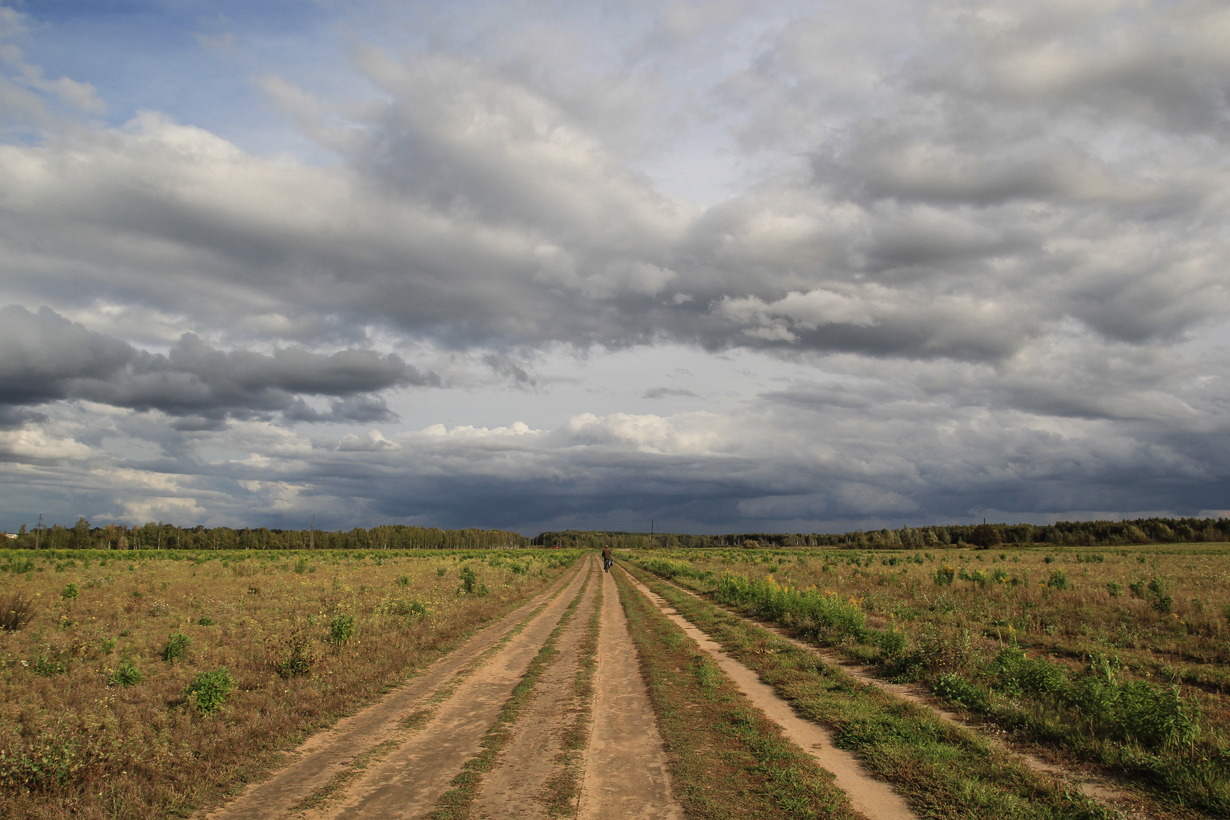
[3,519,529,551]
[533,516,1230,550]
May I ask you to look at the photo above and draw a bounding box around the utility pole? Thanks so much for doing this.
[35,514,42,549]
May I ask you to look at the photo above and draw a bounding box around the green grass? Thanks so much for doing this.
[621,561,1119,820]
[612,567,862,820]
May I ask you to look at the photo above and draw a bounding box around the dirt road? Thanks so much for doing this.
[204,556,686,820]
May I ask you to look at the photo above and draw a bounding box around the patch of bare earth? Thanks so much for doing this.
[470,558,600,818]
[202,560,586,820]
[623,571,916,820]
[577,565,684,820]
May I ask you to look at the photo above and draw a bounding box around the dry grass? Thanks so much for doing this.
[0,548,576,820]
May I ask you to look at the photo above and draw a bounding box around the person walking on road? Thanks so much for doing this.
[602,544,613,572]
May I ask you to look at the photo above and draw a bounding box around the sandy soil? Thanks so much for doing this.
[577,566,683,820]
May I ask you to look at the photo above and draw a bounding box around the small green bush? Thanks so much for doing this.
[933,565,955,586]
[186,667,234,714]
[329,614,356,644]
[109,660,143,688]
[458,565,488,596]
[294,557,309,574]
[1106,581,1121,598]
[1046,569,1068,590]
[197,616,215,626]
[60,583,78,600]
[396,574,409,587]
[932,672,990,711]
[384,598,428,618]
[161,632,191,663]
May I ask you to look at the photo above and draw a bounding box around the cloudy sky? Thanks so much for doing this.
[1,0,1228,536]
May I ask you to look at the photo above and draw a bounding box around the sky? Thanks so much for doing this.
[1,0,1229,537]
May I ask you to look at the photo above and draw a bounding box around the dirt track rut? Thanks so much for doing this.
[203,556,684,820]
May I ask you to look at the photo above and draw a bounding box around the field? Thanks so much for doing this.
[1,543,1227,820]
[627,545,1230,817]
[0,548,575,819]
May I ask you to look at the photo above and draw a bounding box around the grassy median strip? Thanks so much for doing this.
[622,562,1120,820]
[543,568,602,817]
[426,570,592,820]
[613,567,863,820]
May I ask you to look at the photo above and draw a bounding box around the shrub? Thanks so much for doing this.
[933,565,955,586]
[932,672,990,711]
[197,615,215,626]
[396,574,409,586]
[60,583,78,600]
[294,557,309,574]
[273,634,314,679]
[161,632,191,663]
[108,660,143,688]
[458,565,488,596]
[1046,569,1068,590]
[186,667,234,714]
[0,592,36,631]
[329,614,356,645]
[1106,581,1121,597]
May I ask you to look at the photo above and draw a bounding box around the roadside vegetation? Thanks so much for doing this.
[0,547,577,820]
[613,566,865,820]
[626,546,1230,817]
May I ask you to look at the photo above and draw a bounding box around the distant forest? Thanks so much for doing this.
[3,515,1229,552]
[3,520,528,551]
[534,517,1230,550]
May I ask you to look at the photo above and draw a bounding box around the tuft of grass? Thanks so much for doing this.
[108,660,143,688]
[0,592,35,631]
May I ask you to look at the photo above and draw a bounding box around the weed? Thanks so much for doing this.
[100,636,117,654]
[60,583,78,600]
[934,564,956,585]
[186,667,234,714]
[396,574,409,586]
[161,632,191,663]
[458,565,489,596]
[109,660,144,687]
[382,598,428,618]
[1047,569,1068,590]
[273,633,315,679]
[1106,581,1121,597]
[197,615,215,626]
[328,613,356,645]
[294,557,309,574]
[33,652,67,676]
[0,592,35,630]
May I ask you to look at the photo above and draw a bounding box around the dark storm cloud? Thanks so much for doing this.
[0,305,432,422]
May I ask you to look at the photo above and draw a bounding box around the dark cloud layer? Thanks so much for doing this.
[0,306,431,424]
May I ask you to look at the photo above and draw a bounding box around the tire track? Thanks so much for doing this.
[621,569,916,820]
[310,561,593,820]
[577,564,683,820]
[469,557,601,818]
[202,560,586,820]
